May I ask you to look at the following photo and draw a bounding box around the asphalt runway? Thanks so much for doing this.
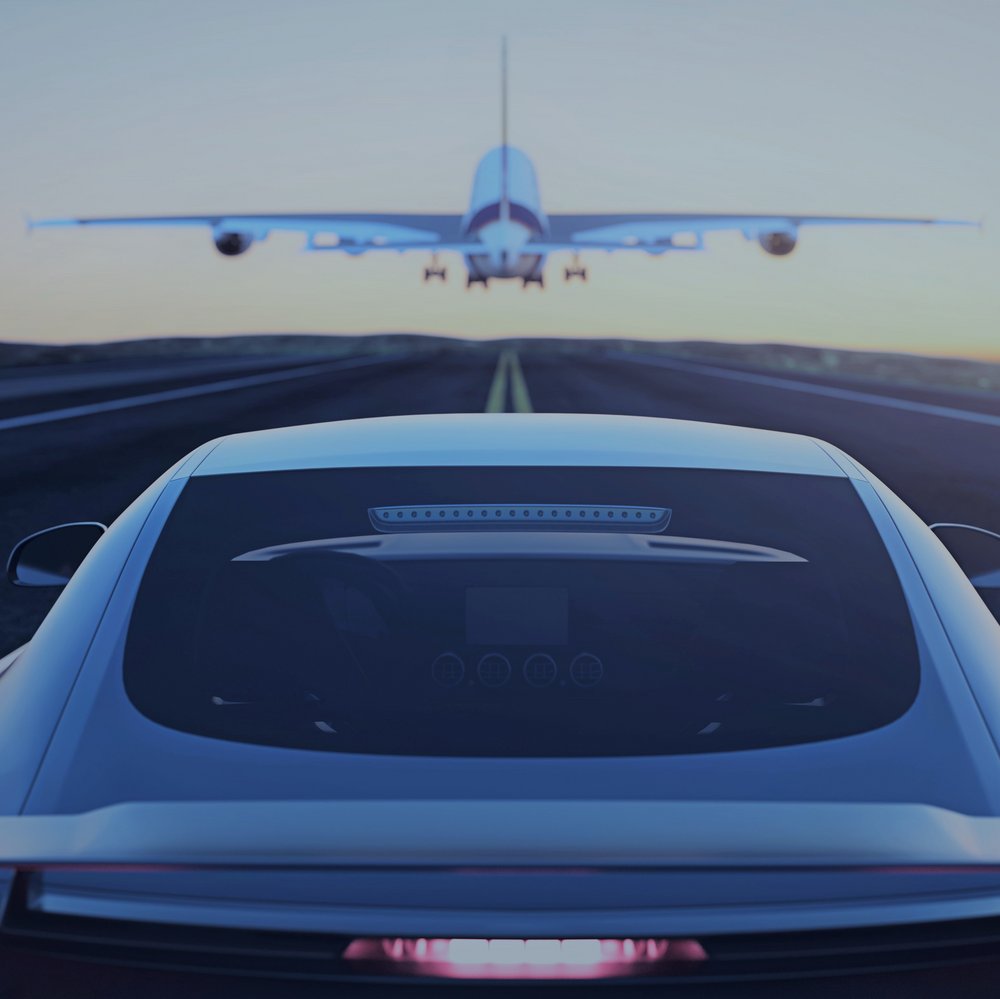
[2,344,999,652]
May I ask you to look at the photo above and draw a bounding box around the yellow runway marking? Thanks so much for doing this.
[507,350,534,413]
[484,349,533,413]
[484,350,510,412]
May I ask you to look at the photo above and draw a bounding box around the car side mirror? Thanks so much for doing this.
[930,523,1000,623]
[6,522,107,587]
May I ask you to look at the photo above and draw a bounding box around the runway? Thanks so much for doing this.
[2,343,999,649]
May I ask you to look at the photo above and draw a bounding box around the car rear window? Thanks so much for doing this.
[124,467,919,756]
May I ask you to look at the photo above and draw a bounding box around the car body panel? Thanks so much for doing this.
[191,413,847,477]
[14,800,1000,937]
[859,468,1000,757]
[25,864,1000,939]
[0,460,189,815]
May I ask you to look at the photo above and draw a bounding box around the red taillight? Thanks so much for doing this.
[342,936,707,979]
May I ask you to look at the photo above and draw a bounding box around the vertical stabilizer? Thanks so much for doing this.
[500,37,510,224]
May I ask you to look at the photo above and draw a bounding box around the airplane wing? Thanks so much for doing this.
[28,213,476,255]
[534,213,977,254]
[28,209,976,261]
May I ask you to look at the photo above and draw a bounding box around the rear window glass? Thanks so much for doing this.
[124,467,919,756]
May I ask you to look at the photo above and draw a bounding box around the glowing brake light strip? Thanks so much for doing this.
[369,504,672,533]
[343,936,707,979]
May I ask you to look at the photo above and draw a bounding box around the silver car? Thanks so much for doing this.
[3,412,1000,993]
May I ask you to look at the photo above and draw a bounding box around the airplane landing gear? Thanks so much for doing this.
[564,255,587,282]
[423,256,447,282]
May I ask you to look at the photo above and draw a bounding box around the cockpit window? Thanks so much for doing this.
[124,467,919,756]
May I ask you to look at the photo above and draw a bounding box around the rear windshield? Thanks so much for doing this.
[124,467,919,756]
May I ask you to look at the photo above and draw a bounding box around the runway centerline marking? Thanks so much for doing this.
[612,351,1000,428]
[484,350,533,413]
[485,350,510,412]
[0,354,398,432]
[507,350,534,413]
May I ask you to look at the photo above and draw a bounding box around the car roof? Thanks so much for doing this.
[187,414,849,478]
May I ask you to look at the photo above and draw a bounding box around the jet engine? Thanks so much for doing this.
[213,231,254,256]
[758,230,798,256]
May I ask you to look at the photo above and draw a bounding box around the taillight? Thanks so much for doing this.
[342,936,707,979]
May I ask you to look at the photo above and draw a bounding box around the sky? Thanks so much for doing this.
[1,0,998,356]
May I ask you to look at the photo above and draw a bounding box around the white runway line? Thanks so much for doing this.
[611,351,1000,428]
[0,353,318,402]
[0,354,397,432]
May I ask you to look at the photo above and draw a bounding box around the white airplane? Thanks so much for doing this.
[30,42,974,289]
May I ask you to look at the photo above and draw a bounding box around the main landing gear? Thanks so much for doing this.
[423,256,447,282]
[564,255,588,282]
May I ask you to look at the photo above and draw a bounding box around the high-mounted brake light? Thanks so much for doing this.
[342,936,707,979]
[369,504,672,533]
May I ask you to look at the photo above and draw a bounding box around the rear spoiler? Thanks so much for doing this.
[2,799,1000,871]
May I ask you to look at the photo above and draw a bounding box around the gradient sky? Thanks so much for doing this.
[2,0,997,355]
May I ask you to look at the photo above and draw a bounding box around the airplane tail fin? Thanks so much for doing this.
[500,37,510,223]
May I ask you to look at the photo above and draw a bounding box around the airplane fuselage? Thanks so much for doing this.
[460,146,549,285]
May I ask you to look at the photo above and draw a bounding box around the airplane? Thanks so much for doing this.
[28,41,975,289]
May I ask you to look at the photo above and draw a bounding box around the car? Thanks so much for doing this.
[3,411,1000,995]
